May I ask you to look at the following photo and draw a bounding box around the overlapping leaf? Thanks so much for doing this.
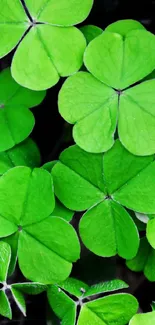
[0,166,80,283]
[0,0,94,90]
[52,139,155,259]
[129,311,155,325]
[0,68,46,151]
[81,25,103,44]
[0,138,40,175]
[0,241,47,319]
[59,20,155,155]
[126,237,155,281]
[48,277,138,325]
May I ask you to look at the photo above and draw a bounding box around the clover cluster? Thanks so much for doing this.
[0,0,155,324]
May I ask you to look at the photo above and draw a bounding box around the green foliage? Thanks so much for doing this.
[126,237,155,281]
[52,139,155,258]
[105,19,145,35]
[0,68,45,151]
[0,0,93,90]
[59,24,155,155]
[0,241,46,319]
[80,25,103,43]
[48,277,138,325]
[0,166,80,283]
[1,10,155,323]
[129,311,155,325]
[0,137,41,175]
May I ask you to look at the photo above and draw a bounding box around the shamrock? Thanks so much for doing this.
[52,139,155,259]
[0,68,46,152]
[43,160,74,222]
[126,237,155,282]
[0,0,93,90]
[59,20,155,155]
[0,137,41,176]
[0,241,46,319]
[129,311,155,325]
[0,166,80,283]
[47,277,138,325]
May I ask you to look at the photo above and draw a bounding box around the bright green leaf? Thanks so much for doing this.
[129,311,155,325]
[119,80,155,155]
[11,287,26,316]
[52,140,155,258]
[0,68,46,151]
[42,161,57,173]
[0,167,54,226]
[18,216,80,283]
[3,232,19,276]
[0,0,29,58]
[12,25,86,91]
[0,138,40,175]
[79,200,139,258]
[59,27,155,155]
[59,71,118,153]
[25,0,93,26]
[146,217,155,248]
[61,305,77,325]
[113,160,155,213]
[58,277,89,298]
[103,139,153,194]
[48,285,75,319]
[83,279,128,298]
[84,30,155,90]
[51,199,74,222]
[105,19,145,36]
[0,166,80,283]
[0,242,11,282]
[0,290,12,319]
[78,294,138,325]
[126,237,155,281]
[0,0,93,90]
[52,167,104,210]
[11,282,46,295]
[80,25,103,43]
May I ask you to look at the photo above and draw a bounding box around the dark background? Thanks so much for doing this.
[1,0,155,323]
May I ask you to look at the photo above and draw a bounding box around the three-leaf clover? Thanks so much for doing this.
[52,139,155,259]
[129,311,155,325]
[0,0,93,90]
[0,241,46,319]
[47,277,138,325]
[126,237,155,282]
[0,137,41,176]
[0,68,46,151]
[0,166,80,283]
[59,23,155,155]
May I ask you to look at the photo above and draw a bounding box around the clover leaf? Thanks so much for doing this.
[59,24,155,155]
[0,241,46,319]
[80,25,103,44]
[43,160,74,222]
[0,137,41,176]
[0,68,46,152]
[105,19,145,36]
[0,0,94,91]
[51,199,74,222]
[129,311,155,325]
[0,166,80,283]
[52,139,155,259]
[126,237,155,281]
[48,277,138,325]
